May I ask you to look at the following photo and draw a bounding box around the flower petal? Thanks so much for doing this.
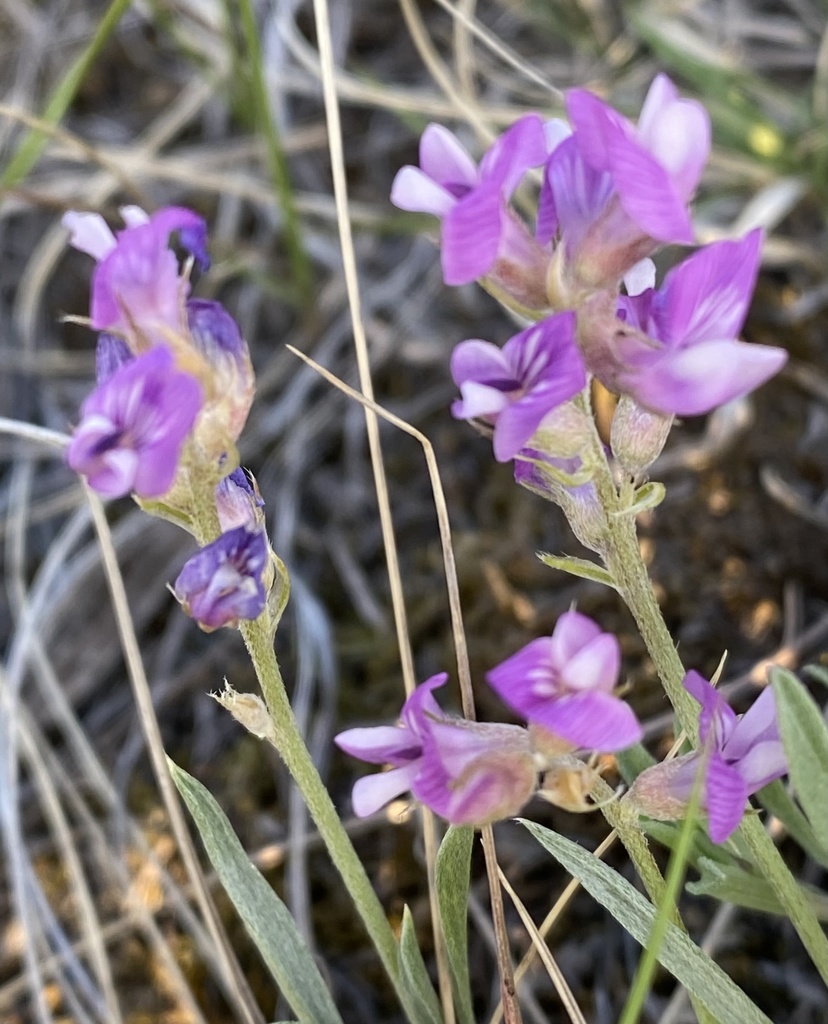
[683,670,737,748]
[705,752,748,843]
[549,610,603,665]
[334,725,421,765]
[441,181,504,284]
[559,633,621,694]
[419,124,478,192]
[351,764,420,817]
[656,231,763,347]
[625,339,788,417]
[479,114,548,195]
[391,165,456,217]
[532,690,642,752]
[62,211,117,261]
[725,686,780,761]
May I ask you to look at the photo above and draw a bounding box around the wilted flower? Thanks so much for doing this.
[63,205,208,345]
[628,672,788,842]
[391,116,551,308]
[335,675,537,825]
[486,611,642,752]
[450,311,586,462]
[173,526,269,631]
[67,346,202,499]
[604,231,787,416]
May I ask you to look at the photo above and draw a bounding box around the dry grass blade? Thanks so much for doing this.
[497,867,588,1024]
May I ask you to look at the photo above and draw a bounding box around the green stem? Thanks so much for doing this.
[186,478,424,1021]
[584,417,828,987]
[239,618,408,992]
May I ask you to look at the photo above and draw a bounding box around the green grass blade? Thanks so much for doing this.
[2,0,132,187]
[234,0,312,303]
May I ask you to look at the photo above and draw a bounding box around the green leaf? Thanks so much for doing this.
[687,856,784,914]
[168,759,344,1024]
[521,819,773,1024]
[613,481,666,517]
[537,552,617,589]
[398,906,443,1024]
[435,827,474,1024]
[771,667,828,850]
[756,780,828,867]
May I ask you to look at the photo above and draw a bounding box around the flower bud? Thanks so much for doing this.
[610,395,673,477]
[215,467,265,532]
[174,526,268,631]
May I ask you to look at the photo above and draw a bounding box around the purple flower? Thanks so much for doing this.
[391,116,549,294]
[486,611,642,752]
[174,526,269,631]
[629,672,788,843]
[185,299,255,446]
[215,467,265,532]
[335,675,537,824]
[95,333,133,384]
[335,675,447,817]
[412,718,536,826]
[63,205,209,343]
[610,231,787,416]
[67,346,202,499]
[566,74,710,246]
[451,311,586,462]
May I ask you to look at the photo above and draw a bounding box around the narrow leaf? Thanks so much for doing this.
[613,481,666,517]
[686,856,784,914]
[169,759,344,1024]
[398,906,443,1024]
[435,827,474,1024]
[771,667,828,849]
[521,819,773,1024]
[756,779,828,867]
[537,552,617,589]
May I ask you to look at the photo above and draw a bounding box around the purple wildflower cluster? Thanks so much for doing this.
[393,74,786,464]
[337,611,641,826]
[335,75,790,841]
[64,207,270,632]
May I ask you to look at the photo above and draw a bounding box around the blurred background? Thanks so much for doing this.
[2,0,828,1021]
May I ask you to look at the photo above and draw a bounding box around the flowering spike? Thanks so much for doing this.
[486,611,642,752]
[67,346,202,499]
[173,526,269,631]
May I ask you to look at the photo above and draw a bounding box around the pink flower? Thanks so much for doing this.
[486,611,642,752]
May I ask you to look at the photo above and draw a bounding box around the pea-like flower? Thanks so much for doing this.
[607,231,787,416]
[391,116,551,307]
[628,672,788,842]
[566,73,710,248]
[63,205,209,344]
[335,674,537,825]
[67,346,202,499]
[173,526,269,631]
[450,311,586,462]
[486,611,642,753]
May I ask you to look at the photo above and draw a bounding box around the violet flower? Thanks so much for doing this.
[391,116,550,301]
[67,346,202,499]
[335,674,447,817]
[486,611,642,752]
[95,333,133,384]
[629,672,788,842]
[173,526,268,631]
[450,311,586,462]
[566,74,710,247]
[610,231,787,416]
[215,467,265,532]
[335,675,537,824]
[63,205,209,343]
